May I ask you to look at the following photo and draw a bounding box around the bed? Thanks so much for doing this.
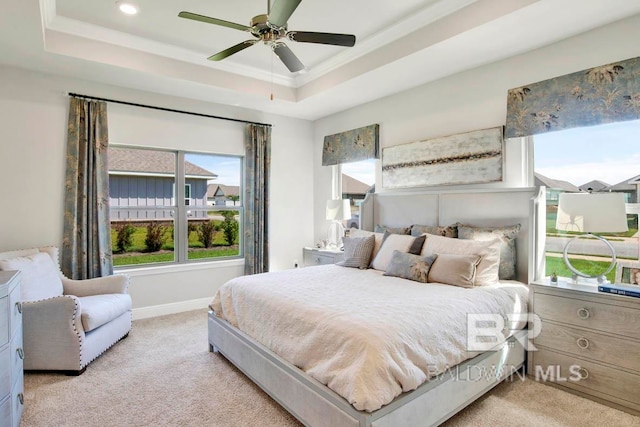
[208,188,545,426]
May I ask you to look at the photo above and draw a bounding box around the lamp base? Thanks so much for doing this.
[563,233,616,285]
[327,221,345,249]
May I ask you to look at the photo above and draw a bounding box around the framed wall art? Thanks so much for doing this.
[381,127,504,189]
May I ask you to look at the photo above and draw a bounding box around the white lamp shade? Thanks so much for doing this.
[556,192,628,233]
[326,199,352,221]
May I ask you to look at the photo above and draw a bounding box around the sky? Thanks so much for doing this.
[342,159,376,185]
[534,119,640,186]
[186,153,241,186]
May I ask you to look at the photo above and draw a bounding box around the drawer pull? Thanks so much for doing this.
[15,301,22,314]
[17,347,24,360]
[18,393,24,405]
[577,367,589,380]
[576,337,590,349]
[577,307,590,319]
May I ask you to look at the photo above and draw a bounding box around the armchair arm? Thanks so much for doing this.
[22,296,85,371]
[62,274,130,297]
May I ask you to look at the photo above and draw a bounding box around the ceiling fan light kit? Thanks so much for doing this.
[178,0,356,73]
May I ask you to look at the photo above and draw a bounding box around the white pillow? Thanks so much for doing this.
[0,252,64,301]
[420,233,501,286]
[370,233,421,271]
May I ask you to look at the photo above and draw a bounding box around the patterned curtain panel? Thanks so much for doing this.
[322,124,379,166]
[505,56,640,138]
[244,124,271,275]
[62,97,113,279]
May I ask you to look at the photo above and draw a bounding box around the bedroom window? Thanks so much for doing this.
[339,159,376,229]
[108,146,243,267]
[533,119,640,281]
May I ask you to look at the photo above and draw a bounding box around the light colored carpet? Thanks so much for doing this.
[21,309,640,427]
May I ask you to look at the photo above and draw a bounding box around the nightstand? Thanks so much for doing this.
[302,247,344,267]
[528,280,640,415]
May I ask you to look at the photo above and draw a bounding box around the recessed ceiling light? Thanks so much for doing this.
[117,1,139,15]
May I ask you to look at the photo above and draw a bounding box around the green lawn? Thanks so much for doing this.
[111,221,239,266]
[545,256,616,283]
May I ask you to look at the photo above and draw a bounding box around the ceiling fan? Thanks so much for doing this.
[178,0,356,72]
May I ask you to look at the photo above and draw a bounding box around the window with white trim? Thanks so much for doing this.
[109,146,243,267]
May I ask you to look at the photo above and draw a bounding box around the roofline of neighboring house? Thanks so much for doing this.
[109,171,216,179]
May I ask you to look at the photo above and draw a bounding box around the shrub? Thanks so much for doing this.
[145,222,167,252]
[115,222,136,253]
[197,221,218,248]
[220,217,239,246]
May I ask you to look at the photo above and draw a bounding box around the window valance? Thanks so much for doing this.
[505,56,640,138]
[322,124,379,166]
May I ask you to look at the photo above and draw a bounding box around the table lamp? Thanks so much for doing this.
[555,192,628,283]
[326,199,352,249]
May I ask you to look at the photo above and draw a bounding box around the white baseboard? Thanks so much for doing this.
[132,297,211,320]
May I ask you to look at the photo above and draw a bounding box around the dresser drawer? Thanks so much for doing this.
[533,349,640,409]
[10,374,23,427]
[8,284,21,337]
[534,292,640,340]
[0,395,10,427]
[535,322,640,374]
[0,346,10,398]
[9,329,23,385]
[0,296,7,347]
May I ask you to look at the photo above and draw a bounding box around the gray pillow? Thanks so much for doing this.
[410,224,458,238]
[374,225,411,235]
[337,235,375,269]
[384,251,437,283]
[456,223,521,280]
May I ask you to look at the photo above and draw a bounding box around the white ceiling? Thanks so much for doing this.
[1,0,640,120]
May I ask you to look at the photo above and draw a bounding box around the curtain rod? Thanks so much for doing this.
[68,92,272,127]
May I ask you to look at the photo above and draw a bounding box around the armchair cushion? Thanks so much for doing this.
[79,294,132,332]
[0,252,64,301]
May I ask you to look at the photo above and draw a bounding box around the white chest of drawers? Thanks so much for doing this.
[0,271,23,427]
[302,247,344,267]
[528,280,640,416]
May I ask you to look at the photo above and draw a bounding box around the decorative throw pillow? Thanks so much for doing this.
[384,251,436,283]
[456,223,521,280]
[420,233,501,286]
[410,224,458,238]
[0,252,64,301]
[428,253,481,288]
[370,232,426,271]
[348,228,385,259]
[336,235,375,269]
[374,225,411,235]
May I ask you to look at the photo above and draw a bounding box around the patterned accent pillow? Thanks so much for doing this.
[383,251,436,283]
[374,225,411,235]
[370,232,425,271]
[420,233,501,286]
[347,228,385,259]
[410,224,458,238]
[456,223,521,280]
[337,235,375,269]
[428,253,481,288]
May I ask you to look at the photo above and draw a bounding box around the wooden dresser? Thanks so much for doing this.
[302,247,344,267]
[0,271,23,427]
[528,280,640,415]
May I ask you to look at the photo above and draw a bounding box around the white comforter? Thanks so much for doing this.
[210,265,528,412]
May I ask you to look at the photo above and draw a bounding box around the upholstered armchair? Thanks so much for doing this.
[0,247,132,375]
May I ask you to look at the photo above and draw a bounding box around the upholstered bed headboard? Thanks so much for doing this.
[359,188,545,284]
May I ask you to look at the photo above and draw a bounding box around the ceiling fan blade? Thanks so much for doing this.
[208,40,258,61]
[273,43,305,72]
[268,0,301,28]
[178,11,250,32]
[288,31,356,47]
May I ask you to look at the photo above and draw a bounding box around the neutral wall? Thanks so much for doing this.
[312,13,640,243]
[0,65,314,311]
